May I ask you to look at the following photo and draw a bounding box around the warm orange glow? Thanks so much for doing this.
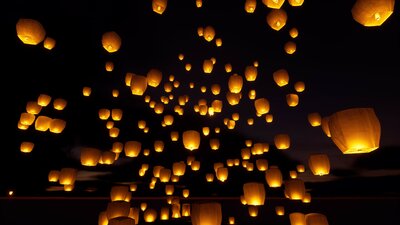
[102,31,121,53]
[266,9,287,31]
[351,0,394,27]
[16,18,46,45]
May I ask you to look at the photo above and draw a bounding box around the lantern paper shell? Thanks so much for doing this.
[289,27,299,38]
[182,130,201,150]
[284,41,297,54]
[16,18,46,45]
[273,69,289,87]
[147,69,163,87]
[305,213,329,225]
[288,0,304,7]
[191,202,222,225]
[308,154,330,176]
[130,74,148,96]
[254,98,270,115]
[203,59,214,73]
[110,186,130,202]
[290,212,306,225]
[37,94,51,107]
[26,101,42,114]
[108,217,135,225]
[107,201,131,220]
[82,86,92,96]
[265,166,283,187]
[274,134,290,150]
[351,0,395,27]
[284,179,306,200]
[308,112,322,127]
[144,208,158,222]
[20,112,35,126]
[53,98,67,110]
[152,0,167,14]
[35,116,52,132]
[20,141,34,153]
[59,168,77,185]
[48,170,60,182]
[204,26,216,42]
[245,66,258,81]
[43,37,56,50]
[245,0,257,13]
[102,31,121,53]
[80,147,101,166]
[266,9,287,31]
[243,182,266,206]
[124,141,142,157]
[286,94,299,107]
[228,74,243,93]
[328,108,381,154]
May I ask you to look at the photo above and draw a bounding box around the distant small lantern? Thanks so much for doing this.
[182,130,201,151]
[48,170,60,182]
[110,186,130,202]
[284,179,306,200]
[248,89,256,100]
[265,114,273,123]
[178,53,184,60]
[37,94,52,107]
[297,164,305,173]
[80,147,101,166]
[16,18,46,45]
[20,141,34,153]
[43,37,56,50]
[19,112,35,126]
[243,182,266,206]
[204,26,216,42]
[82,86,92,96]
[275,206,285,216]
[308,112,322,127]
[228,74,243,93]
[226,92,241,106]
[111,109,123,121]
[262,0,285,9]
[225,63,232,73]
[102,31,121,53]
[99,108,111,120]
[290,212,306,225]
[59,168,77,185]
[229,217,235,225]
[105,61,114,72]
[185,63,192,71]
[154,140,165,153]
[144,208,157,222]
[265,166,282,187]
[209,138,220,150]
[215,38,222,47]
[254,98,270,115]
[328,108,381,154]
[53,98,67,110]
[147,69,163,87]
[286,94,299,107]
[130,74,148,96]
[308,153,330,176]
[274,133,290,149]
[191,161,201,171]
[35,115,52,132]
[284,41,297,54]
[248,206,258,217]
[351,0,395,27]
[109,127,120,138]
[173,161,186,176]
[152,0,167,14]
[197,27,204,36]
[273,69,289,87]
[289,170,298,179]
[266,9,287,31]
[245,66,258,81]
[203,59,214,73]
[294,81,305,92]
[216,167,228,182]
[165,184,174,195]
[211,84,221,95]
[245,0,257,13]
[196,0,203,8]
[256,159,268,171]
[288,0,304,7]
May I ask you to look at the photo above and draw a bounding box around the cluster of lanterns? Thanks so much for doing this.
[14,0,391,225]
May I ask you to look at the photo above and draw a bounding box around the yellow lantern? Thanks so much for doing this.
[154,140,164,152]
[273,69,289,87]
[112,89,119,98]
[35,115,52,131]
[196,0,203,8]
[182,130,201,150]
[112,142,124,153]
[146,69,163,87]
[307,112,322,127]
[256,159,268,171]
[102,31,121,53]
[265,166,282,187]
[286,94,299,107]
[191,160,201,171]
[137,120,146,129]
[109,127,120,138]
[48,170,60,182]
[275,206,285,216]
[140,202,148,211]
[209,138,220,150]
[225,63,232,73]
[160,207,169,220]
[170,131,179,141]
[99,108,111,120]
[171,204,181,218]
[211,84,221,95]
[80,147,101,166]
[274,133,290,150]
[82,86,92,96]
[204,26,216,42]
[200,86,207,93]
[144,208,157,222]
[125,73,133,86]
[53,98,67,110]
[226,92,241,106]
[290,212,306,225]
[302,192,311,203]
[245,0,257,13]
[101,151,116,165]
[245,66,257,81]
[288,0,304,6]
[178,53,184,60]
[243,182,265,206]
[321,117,331,137]
[164,115,174,126]
[254,98,270,115]
[19,112,35,126]
[211,100,223,112]
[108,217,135,225]
[26,101,42,115]
[284,179,306,200]
[197,27,204,36]
[43,37,56,50]
[165,184,174,195]
[152,0,167,14]
[20,141,34,153]
[308,153,330,176]
[124,141,141,157]
[289,170,298,179]
[297,164,305,173]
[266,9,287,31]
[329,108,381,154]
[59,168,77,185]
[182,203,190,217]
[305,213,329,225]
[185,63,192,71]
[111,109,123,121]
[206,174,214,181]
[294,81,305,92]
[130,74,148,96]
[16,18,46,45]
[289,27,299,38]
[241,148,251,160]
[191,203,222,225]
[173,161,186,176]
[284,41,296,54]
[110,185,130,202]
[216,167,228,182]
[351,0,395,27]
[215,38,222,47]
[203,59,214,73]
[37,94,51,107]
[105,61,114,72]
[229,217,235,224]
[228,74,243,93]
[262,0,285,9]
[247,89,256,100]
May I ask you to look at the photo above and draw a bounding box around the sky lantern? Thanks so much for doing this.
[273,69,289,87]
[164,114,174,125]
[243,182,266,206]
[245,65,258,81]
[185,63,192,71]
[183,130,201,150]
[49,118,66,133]
[265,114,274,123]
[351,0,395,27]
[165,184,174,195]
[254,98,270,115]
[112,142,124,154]
[305,213,329,225]
[82,86,92,96]
[173,161,186,176]
[160,168,172,182]
[245,0,257,13]
[290,212,306,225]
[53,98,67,110]
[328,108,381,154]
[308,112,322,127]
[152,0,167,14]
[266,9,287,31]
[19,112,35,126]
[110,186,130,202]
[144,208,157,222]
[112,89,119,98]
[178,53,184,60]
[228,74,243,93]
[99,109,110,120]
[248,206,258,217]
[130,74,148,96]
[170,131,179,141]
[154,140,164,152]
[147,69,163,87]
[225,63,232,73]
[274,133,290,149]
[81,147,102,166]
[37,94,51,107]
[26,101,42,114]
[35,115,52,132]
[111,109,123,121]
[211,100,223,112]
[48,170,60,182]
[211,84,221,95]
[101,151,116,165]
[308,153,331,176]
[294,81,305,92]
[20,141,34,153]
[256,159,268,171]
[182,204,191,217]
[196,0,203,8]
[297,164,305,173]
[228,217,235,225]
[16,18,46,45]
[203,59,214,73]
[160,207,169,220]
[321,117,331,137]
[197,27,204,36]
[191,160,200,171]
[262,0,285,9]
[124,141,141,157]
[204,26,216,42]
[191,202,222,225]
[286,94,299,107]
[109,127,120,138]
[216,167,228,182]
[289,27,299,38]
[275,206,285,216]
[43,37,56,50]
[247,118,254,125]
[102,31,121,53]
[284,41,296,54]
[288,0,304,7]
[215,38,222,47]
[59,168,77,185]
[105,61,114,72]
[226,92,241,105]
[265,166,282,187]
[248,90,256,100]
[284,179,306,200]
[289,170,298,179]
[108,217,135,225]
[209,138,220,150]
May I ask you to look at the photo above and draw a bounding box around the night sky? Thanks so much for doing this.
[1,0,400,225]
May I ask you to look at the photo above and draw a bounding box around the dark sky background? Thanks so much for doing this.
[1,0,400,225]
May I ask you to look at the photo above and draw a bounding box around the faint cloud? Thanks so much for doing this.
[76,170,112,181]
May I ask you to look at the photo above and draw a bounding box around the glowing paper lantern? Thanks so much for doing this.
[37,94,51,107]
[59,168,77,185]
[130,74,148,96]
[191,202,222,225]
[20,141,34,153]
[50,119,66,134]
[154,140,164,152]
[245,0,257,13]
[110,186,130,202]
[48,170,60,182]
[275,206,285,216]
[254,98,270,115]
[43,37,56,50]
[321,117,331,137]
[160,207,169,220]
[328,108,381,154]
[226,92,241,106]
[144,209,157,222]
[216,167,228,182]
[105,61,114,72]
[290,212,306,225]
[107,201,131,220]
[35,116,52,131]
[196,0,203,8]
[294,81,305,92]
[215,38,222,47]
[19,112,35,126]
[225,64,232,73]
[53,98,67,110]
[289,170,298,179]
[203,59,214,73]
[165,184,174,195]
[243,182,265,205]
[308,154,330,176]
[16,18,46,45]
[210,139,220,150]
[305,213,329,225]
[284,179,306,200]
[266,9,287,31]
[204,26,216,42]
[173,161,186,176]
[286,94,299,107]
[245,66,257,81]
[284,41,296,54]
[308,112,322,127]
[288,0,304,7]
[152,0,167,14]
[112,109,123,121]
[109,127,120,138]
[182,130,201,150]
[147,69,163,87]
[82,86,92,96]
[108,217,135,225]
[99,109,111,120]
[273,69,289,87]
[351,0,395,27]
[262,0,285,9]
[274,134,290,149]
[228,74,243,93]
[80,147,101,166]
[289,27,299,38]
[256,159,268,171]
[265,166,282,187]
[102,31,121,53]
[124,141,141,157]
